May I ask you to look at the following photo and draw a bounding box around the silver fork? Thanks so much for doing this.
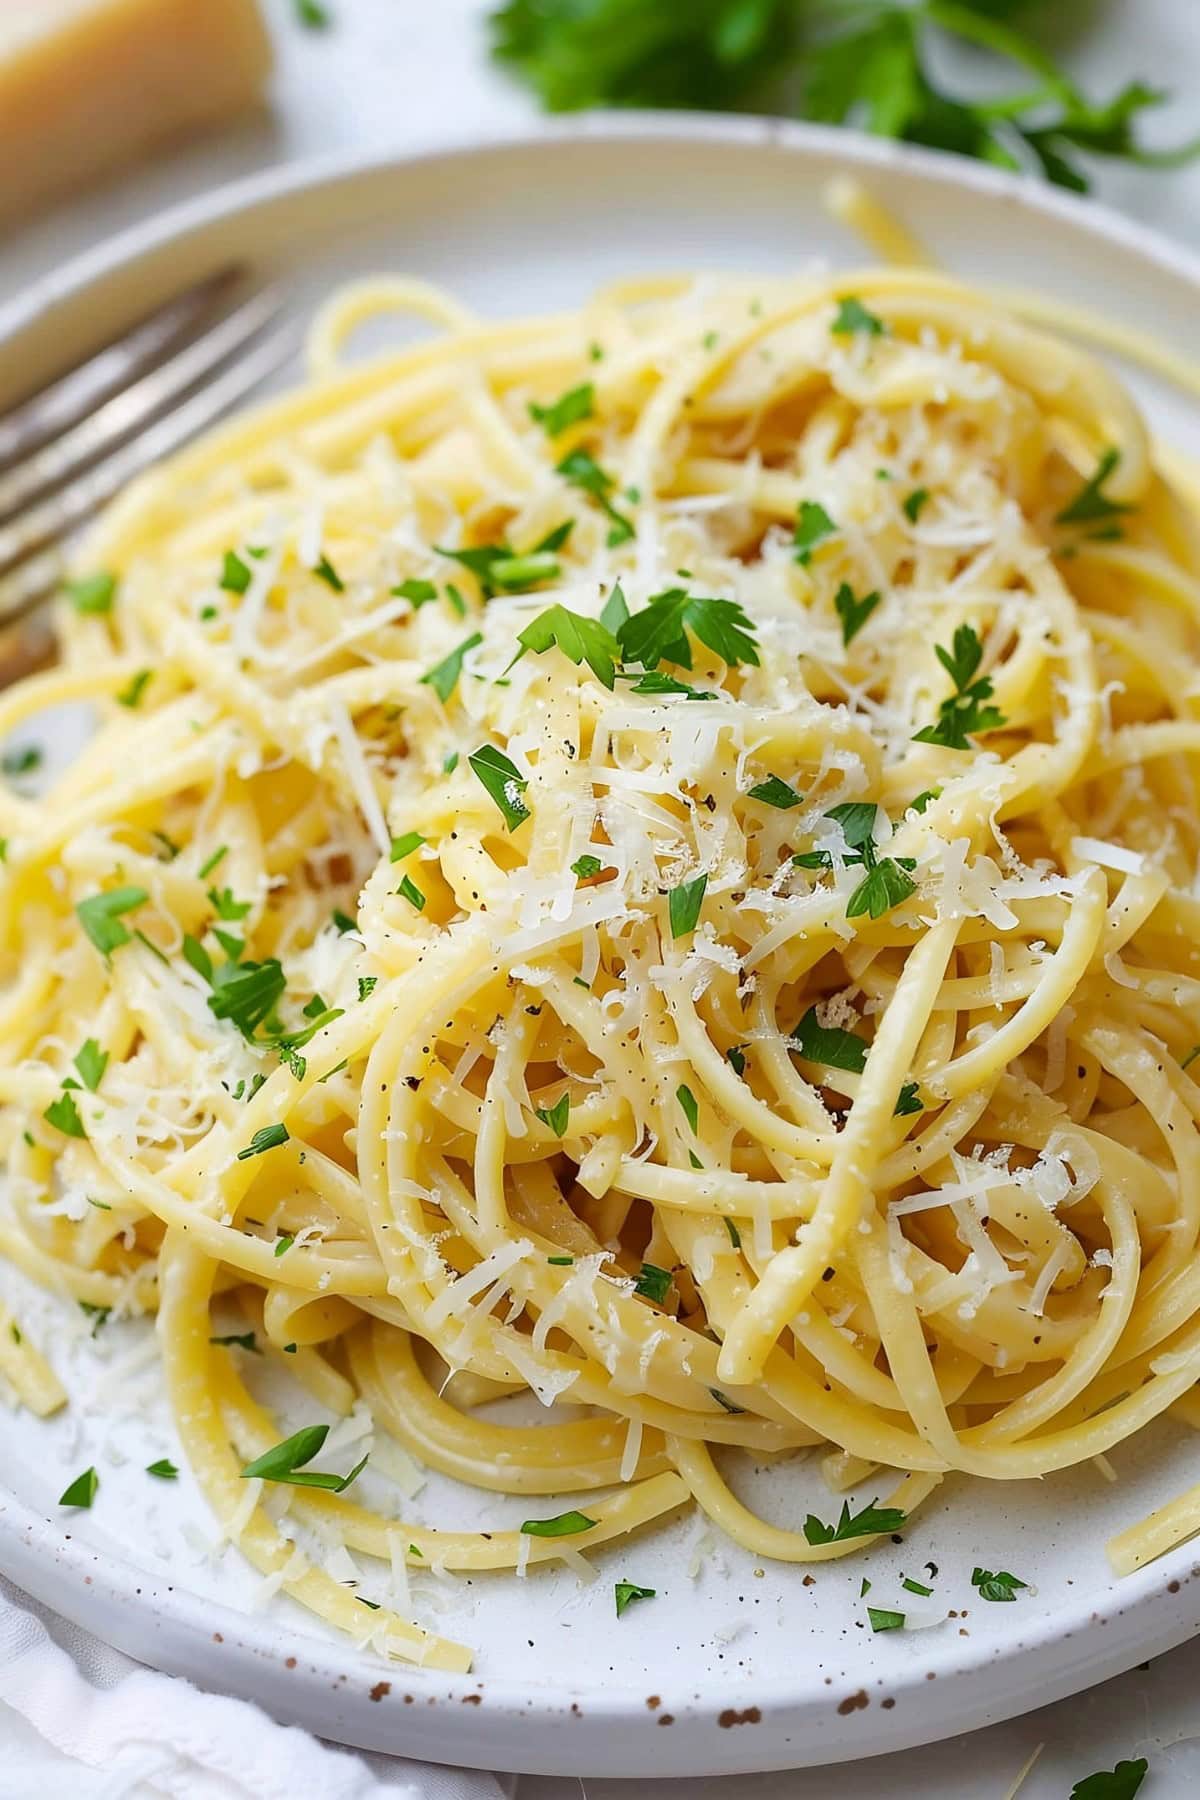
[0,268,300,652]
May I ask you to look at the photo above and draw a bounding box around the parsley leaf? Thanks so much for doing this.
[634,1262,672,1304]
[390,831,426,862]
[208,886,251,921]
[847,857,917,921]
[833,581,882,647]
[791,1005,868,1075]
[469,744,530,830]
[614,1580,656,1617]
[73,1040,108,1092]
[44,1091,86,1138]
[76,886,148,958]
[421,632,482,704]
[146,1459,179,1479]
[67,571,116,614]
[313,553,343,592]
[618,587,758,671]
[529,382,594,434]
[572,854,603,878]
[1069,1761,1148,1800]
[396,873,425,911]
[831,295,885,337]
[520,1509,596,1537]
[513,603,622,688]
[913,623,1007,750]
[667,872,707,939]
[622,670,717,700]
[241,1424,367,1492]
[867,1606,906,1632]
[557,447,634,545]
[903,487,930,523]
[894,1081,923,1117]
[59,1467,99,1508]
[747,775,804,810]
[1055,447,1132,525]
[794,500,838,565]
[393,578,438,606]
[219,550,252,594]
[803,1497,907,1545]
[971,1566,1028,1602]
[237,1123,290,1161]
[676,1084,699,1133]
[208,958,286,1040]
[536,1093,570,1137]
[116,669,152,709]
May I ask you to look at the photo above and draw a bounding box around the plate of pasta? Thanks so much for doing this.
[5,119,1200,1779]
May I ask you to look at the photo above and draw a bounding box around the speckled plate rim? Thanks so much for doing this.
[4,115,1200,1778]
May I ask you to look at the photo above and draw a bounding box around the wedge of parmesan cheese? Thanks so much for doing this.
[0,0,271,226]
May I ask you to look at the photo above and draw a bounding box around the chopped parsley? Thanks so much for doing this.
[389,831,426,862]
[903,487,930,523]
[803,1497,907,1544]
[1069,1761,1148,1800]
[536,1093,570,1137]
[618,587,758,672]
[209,1332,259,1352]
[312,553,343,591]
[723,1216,742,1248]
[393,577,438,606]
[421,632,482,704]
[44,1091,86,1139]
[294,0,331,26]
[971,1566,1028,1602]
[116,669,152,708]
[793,500,838,565]
[634,1263,672,1305]
[824,800,917,919]
[76,886,148,957]
[790,1006,868,1074]
[894,1081,923,1116]
[207,957,287,1039]
[469,744,530,830]
[556,447,634,545]
[236,1123,290,1161]
[520,1509,596,1537]
[867,1606,905,1632]
[623,669,717,700]
[726,1045,746,1076]
[358,976,378,1001]
[901,1575,933,1596]
[66,571,116,614]
[747,775,804,810]
[831,295,885,337]
[146,1459,179,1479]
[59,1467,99,1508]
[79,1302,110,1334]
[332,909,357,935]
[436,524,570,597]
[274,1234,295,1257]
[676,1084,699,1133]
[198,845,228,878]
[1056,447,1131,526]
[529,382,594,435]
[667,871,707,939]
[208,886,252,921]
[396,873,425,911]
[571,854,603,879]
[1,744,41,779]
[73,1039,108,1092]
[513,603,621,688]
[834,581,882,647]
[219,550,252,594]
[614,1580,656,1617]
[241,1423,367,1492]
[913,623,1007,751]
[908,788,939,815]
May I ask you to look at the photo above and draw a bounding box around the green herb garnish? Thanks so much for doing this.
[73,1040,108,1092]
[971,1566,1027,1602]
[831,295,885,337]
[59,1467,99,1507]
[513,603,621,688]
[241,1423,367,1492]
[237,1123,290,1161]
[667,872,707,939]
[536,1093,570,1137]
[634,1262,672,1304]
[1056,448,1131,526]
[747,775,804,810]
[76,886,148,958]
[793,500,838,565]
[520,1509,596,1537]
[803,1497,906,1544]
[618,587,757,672]
[422,632,483,704]
[67,571,116,614]
[834,581,882,647]
[913,623,1007,751]
[614,1580,656,1617]
[529,382,594,434]
[790,1006,868,1075]
[469,744,530,830]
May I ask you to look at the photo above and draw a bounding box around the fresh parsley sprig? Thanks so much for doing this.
[913,623,1007,751]
[618,587,758,672]
[803,1497,907,1545]
[489,0,1200,194]
[241,1424,366,1492]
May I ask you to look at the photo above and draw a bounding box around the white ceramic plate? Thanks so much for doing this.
[4,119,1200,1781]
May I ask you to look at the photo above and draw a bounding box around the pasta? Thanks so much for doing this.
[4,261,1200,1670]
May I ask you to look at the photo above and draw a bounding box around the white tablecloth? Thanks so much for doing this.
[5,1,1200,1793]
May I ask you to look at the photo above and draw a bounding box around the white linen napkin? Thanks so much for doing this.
[0,1576,516,1800]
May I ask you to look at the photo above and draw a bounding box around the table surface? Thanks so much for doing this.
[5,1,1200,1793]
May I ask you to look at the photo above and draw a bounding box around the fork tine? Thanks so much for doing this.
[0,267,243,473]
[0,287,285,525]
[0,320,301,615]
